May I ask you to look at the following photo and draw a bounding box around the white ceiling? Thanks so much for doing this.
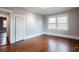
[4,7,76,15]
[22,7,76,15]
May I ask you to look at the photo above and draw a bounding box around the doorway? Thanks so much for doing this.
[15,15,25,42]
[0,11,10,46]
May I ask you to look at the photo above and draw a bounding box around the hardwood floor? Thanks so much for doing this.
[0,35,79,52]
[0,32,6,46]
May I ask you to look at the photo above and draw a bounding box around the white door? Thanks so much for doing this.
[15,15,25,42]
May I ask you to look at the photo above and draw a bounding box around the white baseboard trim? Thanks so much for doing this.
[14,32,79,43]
[45,32,79,40]
[24,32,79,40]
[24,32,44,40]
[10,32,79,44]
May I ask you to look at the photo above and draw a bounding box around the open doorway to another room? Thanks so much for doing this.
[0,11,9,46]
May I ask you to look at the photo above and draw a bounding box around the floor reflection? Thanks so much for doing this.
[0,32,6,46]
[48,38,70,52]
[48,39,57,52]
[58,42,69,52]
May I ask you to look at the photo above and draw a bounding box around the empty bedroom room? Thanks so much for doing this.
[0,7,79,52]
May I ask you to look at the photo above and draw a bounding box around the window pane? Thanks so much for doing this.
[48,17,56,23]
[57,23,67,27]
[3,20,7,28]
[48,24,56,29]
[57,16,67,23]
[57,24,68,30]
[57,27,68,30]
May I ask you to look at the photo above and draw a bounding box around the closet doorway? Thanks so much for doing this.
[15,15,25,43]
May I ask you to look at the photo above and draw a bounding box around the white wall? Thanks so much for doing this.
[44,8,79,36]
[1,7,44,43]
[25,12,44,37]
[1,7,79,43]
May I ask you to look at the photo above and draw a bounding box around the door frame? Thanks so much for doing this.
[14,14,25,43]
[0,8,13,45]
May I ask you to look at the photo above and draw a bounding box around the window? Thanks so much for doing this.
[3,20,7,28]
[48,17,56,29]
[48,15,68,31]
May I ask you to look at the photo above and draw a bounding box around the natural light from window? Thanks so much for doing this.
[3,20,7,28]
[48,14,68,31]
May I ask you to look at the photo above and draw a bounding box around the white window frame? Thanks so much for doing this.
[48,14,69,31]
